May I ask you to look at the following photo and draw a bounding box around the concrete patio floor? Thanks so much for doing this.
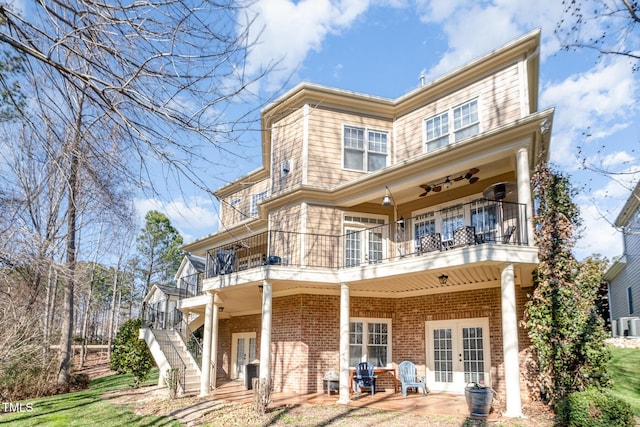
[208,379,503,422]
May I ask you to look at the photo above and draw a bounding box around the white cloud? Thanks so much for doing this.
[416,0,564,79]
[575,202,623,260]
[134,196,219,244]
[541,58,638,168]
[239,0,370,90]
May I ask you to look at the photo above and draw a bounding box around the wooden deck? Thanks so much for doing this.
[208,379,501,421]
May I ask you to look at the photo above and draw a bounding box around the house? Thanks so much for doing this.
[141,29,553,417]
[602,182,640,338]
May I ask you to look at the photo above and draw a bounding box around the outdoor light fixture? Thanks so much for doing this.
[218,306,224,312]
[381,187,393,207]
[382,186,402,258]
[438,274,449,285]
[258,285,263,292]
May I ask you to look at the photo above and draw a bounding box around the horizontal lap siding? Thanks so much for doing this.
[272,108,304,194]
[396,64,521,160]
[220,178,270,227]
[611,219,640,319]
[306,205,342,268]
[269,205,302,265]
[306,106,393,188]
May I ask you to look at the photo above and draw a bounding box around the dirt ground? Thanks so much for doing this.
[77,354,554,427]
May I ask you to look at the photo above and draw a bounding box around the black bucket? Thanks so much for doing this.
[464,383,494,417]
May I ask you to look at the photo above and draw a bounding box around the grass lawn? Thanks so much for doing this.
[0,370,180,427]
[609,346,640,417]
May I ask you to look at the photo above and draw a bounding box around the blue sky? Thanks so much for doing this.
[136,0,640,262]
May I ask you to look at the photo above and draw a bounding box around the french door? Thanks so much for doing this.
[344,227,384,266]
[231,332,256,380]
[425,318,491,393]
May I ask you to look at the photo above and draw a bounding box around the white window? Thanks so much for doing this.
[414,211,436,247]
[425,99,479,152]
[349,318,391,368]
[343,125,388,172]
[230,197,241,207]
[250,191,267,217]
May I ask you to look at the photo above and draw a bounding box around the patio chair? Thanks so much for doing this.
[502,225,516,244]
[353,362,377,395]
[419,233,441,254]
[398,360,428,398]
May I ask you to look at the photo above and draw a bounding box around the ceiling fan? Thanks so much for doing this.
[419,168,480,197]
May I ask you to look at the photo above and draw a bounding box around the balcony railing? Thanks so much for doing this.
[205,199,528,279]
[179,272,204,297]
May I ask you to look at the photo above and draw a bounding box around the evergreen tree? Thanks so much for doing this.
[135,210,183,296]
[110,318,154,387]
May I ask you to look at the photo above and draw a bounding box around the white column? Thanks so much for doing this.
[259,280,272,381]
[338,283,351,404]
[501,264,523,417]
[516,147,534,245]
[211,296,220,389]
[199,292,214,396]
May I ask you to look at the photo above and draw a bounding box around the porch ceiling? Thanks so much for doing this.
[202,260,535,317]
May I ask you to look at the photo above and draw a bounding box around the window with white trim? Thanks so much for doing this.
[425,99,479,152]
[343,125,388,172]
[349,318,391,367]
[250,191,267,217]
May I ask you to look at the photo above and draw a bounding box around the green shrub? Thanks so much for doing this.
[110,318,154,387]
[557,387,634,427]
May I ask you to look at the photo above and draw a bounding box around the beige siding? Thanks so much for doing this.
[306,106,393,188]
[219,178,270,228]
[305,205,343,268]
[271,108,305,194]
[269,205,302,265]
[396,63,521,160]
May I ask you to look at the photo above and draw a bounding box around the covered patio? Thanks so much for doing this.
[207,378,503,422]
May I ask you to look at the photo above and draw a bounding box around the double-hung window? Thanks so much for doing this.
[343,125,388,172]
[250,191,267,217]
[349,318,391,367]
[425,99,479,152]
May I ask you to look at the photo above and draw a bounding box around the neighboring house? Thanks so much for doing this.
[141,29,553,417]
[602,182,640,338]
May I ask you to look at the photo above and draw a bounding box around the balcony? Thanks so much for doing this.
[205,199,528,279]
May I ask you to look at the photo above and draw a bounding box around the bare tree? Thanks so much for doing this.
[0,1,274,192]
[557,0,640,69]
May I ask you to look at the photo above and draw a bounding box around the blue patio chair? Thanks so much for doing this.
[398,360,428,398]
[353,362,377,395]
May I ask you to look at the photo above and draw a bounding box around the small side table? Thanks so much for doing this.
[323,379,339,395]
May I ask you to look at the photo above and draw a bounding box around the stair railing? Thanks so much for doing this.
[149,328,186,394]
[177,311,215,391]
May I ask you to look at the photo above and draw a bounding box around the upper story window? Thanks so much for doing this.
[230,197,241,207]
[425,99,479,152]
[343,125,388,172]
[250,191,267,217]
